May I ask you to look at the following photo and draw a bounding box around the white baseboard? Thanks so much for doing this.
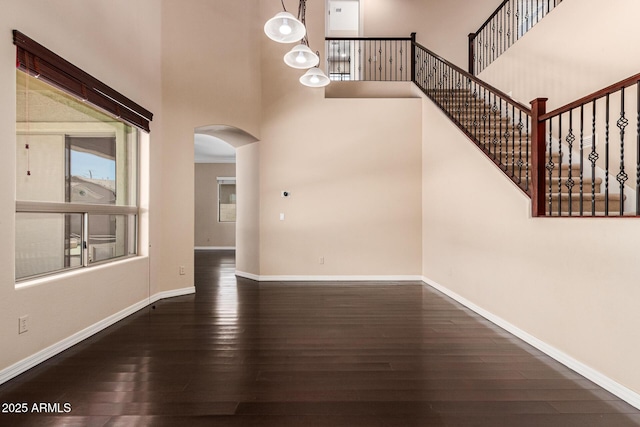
[0,286,195,386]
[423,276,640,410]
[235,271,422,282]
[194,246,235,251]
[235,270,260,281]
[148,286,196,304]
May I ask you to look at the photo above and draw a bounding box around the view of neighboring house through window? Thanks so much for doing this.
[16,70,139,281]
[218,177,236,222]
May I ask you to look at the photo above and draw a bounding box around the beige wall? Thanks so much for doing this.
[361,0,502,69]
[0,0,161,372]
[257,0,423,278]
[259,97,423,277]
[236,143,261,276]
[160,0,262,289]
[194,163,236,247]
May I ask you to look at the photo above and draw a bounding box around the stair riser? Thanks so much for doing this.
[493,153,562,163]
[548,199,622,213]
[456,117,514,124]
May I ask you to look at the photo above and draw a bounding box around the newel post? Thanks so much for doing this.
[530,98,548,217]
[410,32,416,83]
[468,33,476,75]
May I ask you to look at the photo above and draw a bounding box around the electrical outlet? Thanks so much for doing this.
[179,266,185,275]
[319,257,325,265]
[18,315,29,334]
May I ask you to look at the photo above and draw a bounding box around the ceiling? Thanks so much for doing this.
[194,125,259,164]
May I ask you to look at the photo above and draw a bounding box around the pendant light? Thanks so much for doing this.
[264,1,305,43]
[284,43,319,69]
[300,65,330,88]
[265,0,330,88]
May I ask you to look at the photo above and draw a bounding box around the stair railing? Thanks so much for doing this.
[327,32,640,218]
[468,0,562,75]
[413,41,533,195]
[325,36,413,82]
[532,73,640,217]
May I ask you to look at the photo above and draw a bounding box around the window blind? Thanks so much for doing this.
[13,30,153,132]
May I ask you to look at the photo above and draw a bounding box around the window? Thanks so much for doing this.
[218,177,236,222]
[14,31,150,282]
[16,70,140,281]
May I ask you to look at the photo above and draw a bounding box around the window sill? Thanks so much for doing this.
[15,255,147,290]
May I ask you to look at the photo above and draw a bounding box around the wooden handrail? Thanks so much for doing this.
[540,72,640,120]
[325,37,412,41]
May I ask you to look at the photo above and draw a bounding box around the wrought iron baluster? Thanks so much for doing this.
[379,43,383,79]
[398,40,402,81]
[499,8,504,57]
[482,88,488,151]
[371,40,374,81]
[515,1,520,41]
[385,40,389,81]
[547,118,554,214]
[511,0,516,46]
[381,41,393,81]
[525,112,530,189]
[485,27,489,72]
[499,98,504,166]
[558,114,563,214]
[356,40,366,80]
[505,3,510,52]
[524,0,529,34]
[605,93,610,216]
[511,105,516,178]
[391,40,395,81]
[473,82,479,143]
[378,42,383,80]
[368,39,372,80]
[590,100,598,215]
[616,88,628,216]
[579,105,584,216]
[491,94,498,157]
[565,112,575,216]
[492,22,496,64]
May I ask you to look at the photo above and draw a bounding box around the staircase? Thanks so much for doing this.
[436,89,625,216]
[327,33,639,217]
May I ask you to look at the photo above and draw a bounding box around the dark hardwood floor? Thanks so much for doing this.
[1,250,639,426]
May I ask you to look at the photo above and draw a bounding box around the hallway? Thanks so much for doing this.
[0,250,638,426]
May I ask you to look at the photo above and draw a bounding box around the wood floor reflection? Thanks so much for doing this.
[1,250,639,426]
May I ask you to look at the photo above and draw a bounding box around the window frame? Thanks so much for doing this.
[14,29,148,283]
[217,177,237,223]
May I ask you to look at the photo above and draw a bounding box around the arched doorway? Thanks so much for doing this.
[193,125,260,276]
